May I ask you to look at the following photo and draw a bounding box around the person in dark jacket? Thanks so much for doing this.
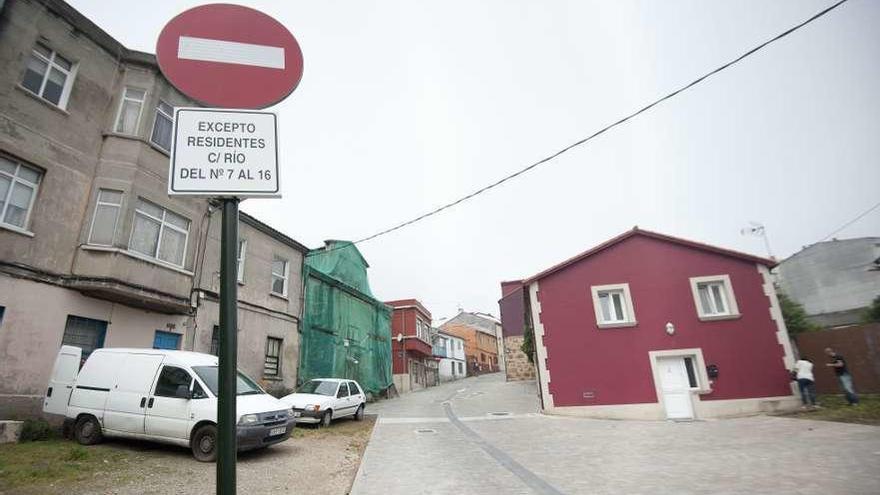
[824,347,859,405]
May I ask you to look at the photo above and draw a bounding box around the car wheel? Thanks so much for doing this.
[191,424,218,462]
[354,404,365,421]
[320,411,332,428]
[74,415,102,445]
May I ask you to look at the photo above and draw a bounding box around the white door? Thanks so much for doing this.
[657,357,694,419]
[145,365,193,439]
[104,354,164,433]
[43,345,82,415]
[334,382,356,417]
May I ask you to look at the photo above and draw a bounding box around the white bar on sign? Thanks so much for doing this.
[177,36,285,69]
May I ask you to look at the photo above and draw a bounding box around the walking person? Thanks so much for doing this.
[792,357,817,409]
[824,347,859,405]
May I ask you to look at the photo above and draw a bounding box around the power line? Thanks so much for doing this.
[819,200,880,242]
[349,0,849,247]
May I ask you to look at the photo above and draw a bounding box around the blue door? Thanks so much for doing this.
[153,330,181,350]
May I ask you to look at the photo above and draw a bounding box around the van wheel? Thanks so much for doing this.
[191,424,218,462]
[74,415,102,445]
[354,404,365,421]
[320,411,332,428]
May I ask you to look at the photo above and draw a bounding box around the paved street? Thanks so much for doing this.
[352,374,880,495]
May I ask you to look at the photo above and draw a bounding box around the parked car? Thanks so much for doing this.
[43,346,297,461]
[280,378,366,427]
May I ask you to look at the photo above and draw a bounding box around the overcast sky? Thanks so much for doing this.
[68,0,879,322]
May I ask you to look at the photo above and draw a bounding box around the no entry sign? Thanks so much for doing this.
[156,4,304,109]
[168,108,278,197]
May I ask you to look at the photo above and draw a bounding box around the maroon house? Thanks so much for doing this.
[506,228,798,420]
[387,299,436,394]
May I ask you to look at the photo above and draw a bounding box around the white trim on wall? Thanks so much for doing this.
[528,281,554,409]
[590,282,637,328]
[758,263,799,397]
[688,274,741,321]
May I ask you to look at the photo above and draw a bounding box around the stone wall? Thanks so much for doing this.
[504,335,535,381]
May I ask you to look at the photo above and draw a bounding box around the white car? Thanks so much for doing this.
[280,378,366,427]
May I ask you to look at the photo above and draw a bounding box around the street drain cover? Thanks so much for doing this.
[489,412,511,416]
[415,429,437,434]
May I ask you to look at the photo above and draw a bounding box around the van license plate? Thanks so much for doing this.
[269,426,286,436]
[292,411,301,418]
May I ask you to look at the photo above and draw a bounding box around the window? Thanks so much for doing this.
[61,315,107,358]
[0,155,42,231]
[153,330,181,350]
[192,381,209,399]
[590,283,637,328]
[0,306,5,327]
[683,357,698,388]
[150,100,174,151]
[337,382,349,398]
[114,87,145,135]
[237,239,247,283]
[458,362,463,374]
[129,198,190,267]
[210,325,219,356]
[416,318,431,343]
[689,275,740,320]
[88,189,123,245]
[264,337,282,377]
[349,381,362,395]
[271,257,288,296]
[154,366,192,397]
[21,42,75,108]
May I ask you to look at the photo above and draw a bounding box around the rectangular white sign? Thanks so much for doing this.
[177,37,286,69]
[168,108,280,197]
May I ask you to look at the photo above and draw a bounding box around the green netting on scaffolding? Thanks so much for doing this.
[298,240,392,395]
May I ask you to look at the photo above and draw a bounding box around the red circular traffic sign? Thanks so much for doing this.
[156,4,303,109]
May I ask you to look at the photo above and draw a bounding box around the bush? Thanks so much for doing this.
[18,419,55,442]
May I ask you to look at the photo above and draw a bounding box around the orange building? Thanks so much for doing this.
[440,312,500,375]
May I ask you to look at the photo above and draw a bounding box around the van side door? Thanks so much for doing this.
[145,365,195,440]
[43,345,82,416]
[104,354,164,434]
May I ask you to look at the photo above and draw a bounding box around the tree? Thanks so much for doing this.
[778,291,820,335]
[521,321,535,364]
[863,295,880,323]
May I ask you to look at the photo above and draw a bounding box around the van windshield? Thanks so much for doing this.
[192,366,264,396]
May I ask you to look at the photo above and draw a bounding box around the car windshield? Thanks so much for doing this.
[192,366,264,396]
[296,380,338,396]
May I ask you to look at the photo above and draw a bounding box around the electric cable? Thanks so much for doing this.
[340,0,850,248]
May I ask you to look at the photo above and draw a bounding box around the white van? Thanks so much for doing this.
[43,346,297,461]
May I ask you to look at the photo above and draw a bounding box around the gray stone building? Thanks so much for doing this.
[0,0,307,417]
[775,237,880,327]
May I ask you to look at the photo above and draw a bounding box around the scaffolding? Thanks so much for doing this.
[298,241,393,395]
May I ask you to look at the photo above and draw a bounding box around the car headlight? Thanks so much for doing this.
[238,414,259,425]
[304,404,320,412]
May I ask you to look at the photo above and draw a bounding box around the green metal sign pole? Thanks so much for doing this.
[218,197,239,494]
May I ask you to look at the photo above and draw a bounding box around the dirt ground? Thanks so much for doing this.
[0,416,375,495]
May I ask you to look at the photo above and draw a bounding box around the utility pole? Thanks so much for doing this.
[217,198,239,494]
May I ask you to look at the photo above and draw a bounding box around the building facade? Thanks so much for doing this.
[498,281,536,381]
[432,330,466,382]
[775,237,880,327]
[0,0,307,417]
[514,229,798,420]
[440,311,501,375]
[298,241,393,397]
[387,299,436,393]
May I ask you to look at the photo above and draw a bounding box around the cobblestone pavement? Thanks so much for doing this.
[352,373,880,495]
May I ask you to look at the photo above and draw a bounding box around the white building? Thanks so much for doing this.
[432,330,466,381]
